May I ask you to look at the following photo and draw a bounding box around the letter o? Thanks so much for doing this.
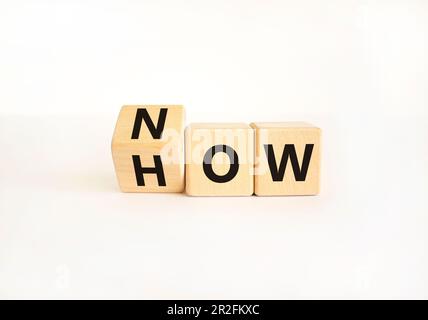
[203,144,239,183]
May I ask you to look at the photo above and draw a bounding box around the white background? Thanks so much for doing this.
[1,0,427,299]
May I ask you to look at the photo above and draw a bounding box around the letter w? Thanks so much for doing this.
[264,144,314,181]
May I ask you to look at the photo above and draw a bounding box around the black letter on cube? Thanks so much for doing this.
[132,155,166,186]
[131,108,168,139]
[264,144,314,181]
[203,144,239,183]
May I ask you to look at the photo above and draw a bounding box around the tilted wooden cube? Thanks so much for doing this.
[112,105,185,192]
[251,122,321,196]
[185,123,254,196]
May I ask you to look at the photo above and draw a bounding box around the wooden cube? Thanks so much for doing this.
[185,123,254,196]
[251,122,321,196]
[111,105,185,192]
